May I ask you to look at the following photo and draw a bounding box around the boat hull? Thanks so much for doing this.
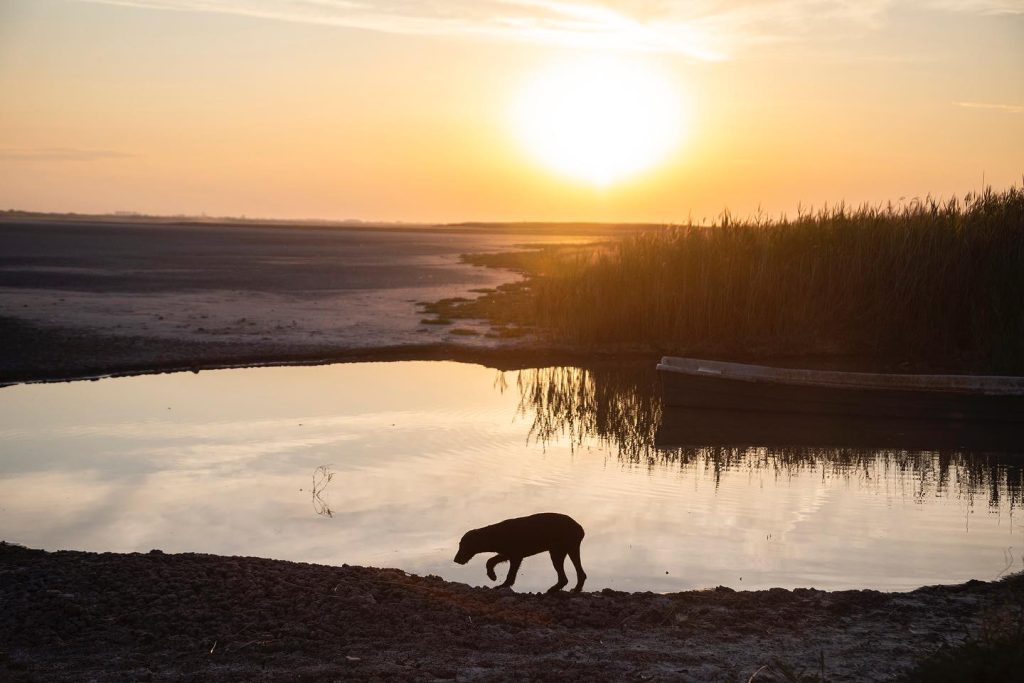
[658,366,1024,421]
[655,406,1024,450]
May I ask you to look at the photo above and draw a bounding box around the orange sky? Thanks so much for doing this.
[0,0,1021,223]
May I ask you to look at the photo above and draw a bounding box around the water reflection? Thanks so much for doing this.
[311,465,334,517]
[1,360,1022,592]
[510,363,1024,510]
[512,364,661,459]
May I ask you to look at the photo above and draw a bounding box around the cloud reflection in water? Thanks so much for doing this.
[0,361,1021,593]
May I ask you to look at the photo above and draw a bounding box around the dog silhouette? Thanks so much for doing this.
[454,512,586,592]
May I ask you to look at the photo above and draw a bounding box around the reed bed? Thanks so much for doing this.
[527,187,1024,370]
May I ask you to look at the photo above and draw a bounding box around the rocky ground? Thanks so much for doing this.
[2,543,1021,682]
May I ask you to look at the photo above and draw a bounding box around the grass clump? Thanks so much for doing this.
[901,638,1024,682]
[900,573,1024,682]
[748,652,830,682]
[525,187,1024,371]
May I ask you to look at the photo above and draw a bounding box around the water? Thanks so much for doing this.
[1,361,1021,593]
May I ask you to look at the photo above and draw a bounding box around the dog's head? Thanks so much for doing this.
[453,529,481,564]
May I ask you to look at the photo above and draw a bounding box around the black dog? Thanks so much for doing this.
[454,512,586,592]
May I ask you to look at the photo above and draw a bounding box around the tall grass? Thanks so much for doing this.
[528,187,1024,371]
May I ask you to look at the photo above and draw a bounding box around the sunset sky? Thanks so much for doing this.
[1,0,1021,223]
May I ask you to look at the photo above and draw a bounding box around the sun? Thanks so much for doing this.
[512,56,685,187]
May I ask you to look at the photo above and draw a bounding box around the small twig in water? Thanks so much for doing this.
[312,465,335,517]
[997,546,1014,580]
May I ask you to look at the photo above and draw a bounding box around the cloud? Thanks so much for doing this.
[0,148,136,162]
[71,1,1024,60]
[955,101,1024,113]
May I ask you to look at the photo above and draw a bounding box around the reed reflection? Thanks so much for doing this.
[510,364,1024,510]
[512,363,660,459]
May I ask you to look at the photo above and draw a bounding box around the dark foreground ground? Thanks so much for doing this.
[2,543,1021,682]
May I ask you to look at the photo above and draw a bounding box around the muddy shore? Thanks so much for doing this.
[3,543,1020,682]
[0,218,625,384]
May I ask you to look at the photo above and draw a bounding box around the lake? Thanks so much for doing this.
[1,360,1021,593]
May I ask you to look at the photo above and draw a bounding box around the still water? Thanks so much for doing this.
[1,361,1021,593]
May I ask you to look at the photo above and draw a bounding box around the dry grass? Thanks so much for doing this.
[420,187,1024,370]
[430,188,1023,372]
[899,572,1024,682]
[528,187,1024,370]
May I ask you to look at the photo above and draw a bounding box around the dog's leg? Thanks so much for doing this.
[486,554,508,581]
[498,556,522,589]
[547,549,569,593]
[568,542,586,592]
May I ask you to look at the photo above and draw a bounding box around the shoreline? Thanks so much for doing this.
[0,312,965,388]
[3,542,1019,681]
[0,317,659,386]
[0,217,637,386]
